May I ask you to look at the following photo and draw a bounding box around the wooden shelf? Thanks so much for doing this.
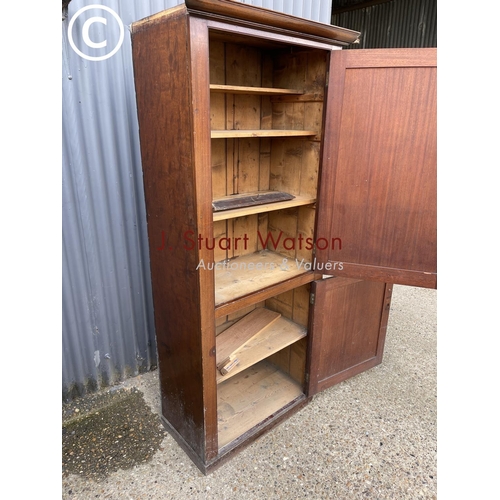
[211,129,316,139]
[213,190,294,212]
[215,271,315,319]
[216,314,307,384]
[217,360,303,449]
[213,193,315,222]
[215,250,309,307]
[210,84,304,95]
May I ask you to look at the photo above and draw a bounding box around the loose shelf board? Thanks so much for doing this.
[215,307,282,369]
[216,314,307,383]
[212,191,295,212]
[212,194,315,222]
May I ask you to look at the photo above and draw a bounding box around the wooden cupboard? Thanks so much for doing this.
[131,0,436,473]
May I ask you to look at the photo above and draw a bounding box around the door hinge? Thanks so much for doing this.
[305,373,310,384]
[310,292,315,305]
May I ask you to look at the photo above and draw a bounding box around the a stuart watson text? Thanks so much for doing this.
[157,230,342,252]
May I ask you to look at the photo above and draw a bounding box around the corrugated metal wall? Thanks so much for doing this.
[243,0,333,21]
[332,0,436,48]
[62,0,333,401]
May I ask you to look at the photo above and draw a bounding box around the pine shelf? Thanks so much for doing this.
[214,250,310,307]
[211,129,316,139]
[210,84,304,95]
[212,192,315,222]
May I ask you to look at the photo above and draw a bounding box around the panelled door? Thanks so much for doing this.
[317,48,437,289]
[307,277,392,396]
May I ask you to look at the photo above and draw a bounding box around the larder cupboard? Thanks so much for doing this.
[131,0,436,473]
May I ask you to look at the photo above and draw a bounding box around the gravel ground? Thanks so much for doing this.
[62,284,436,499]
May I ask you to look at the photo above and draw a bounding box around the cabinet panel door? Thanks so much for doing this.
[317,49,436,288]
[307,278,392,396]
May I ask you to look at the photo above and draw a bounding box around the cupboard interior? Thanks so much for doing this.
[215,284,310,450]
[209,31,327,451]
[209,32,329,308]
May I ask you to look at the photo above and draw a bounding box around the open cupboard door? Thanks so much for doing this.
[317,49,437,288]
[307,278,393,396]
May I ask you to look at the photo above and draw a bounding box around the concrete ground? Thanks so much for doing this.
[62,284,436,499]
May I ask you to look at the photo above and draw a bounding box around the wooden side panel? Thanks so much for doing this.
[209,42,228,201]
[189,17,219,460]
[318,49,437,288]
[307,278,392,396]
[131,11,217,461]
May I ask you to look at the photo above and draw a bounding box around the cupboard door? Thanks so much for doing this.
[307,278,392,396]
[317,49,436,288]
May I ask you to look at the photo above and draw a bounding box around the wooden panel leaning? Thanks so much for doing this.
[215,307,281,372]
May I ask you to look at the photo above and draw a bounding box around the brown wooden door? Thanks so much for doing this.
[317,49,436,288]
[307,278,392,396]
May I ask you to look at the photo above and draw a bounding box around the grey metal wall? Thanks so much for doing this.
[243,0,333,21]
[62,0,333,401]
[332,0,436,48]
